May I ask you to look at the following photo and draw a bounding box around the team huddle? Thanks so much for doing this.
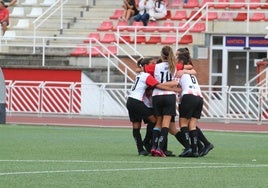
[126,46,214,158]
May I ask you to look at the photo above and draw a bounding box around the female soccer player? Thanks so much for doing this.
[176,48,214,157]
[126,57,180,155]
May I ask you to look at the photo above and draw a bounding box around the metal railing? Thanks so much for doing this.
[5,80,268,124]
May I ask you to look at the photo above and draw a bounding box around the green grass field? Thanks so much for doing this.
[0,124,267,188]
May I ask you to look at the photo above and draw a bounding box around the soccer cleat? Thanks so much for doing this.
[178,148,192,157]
[154,149,166,158]
[188,151,199,157]
[139,150,150,156]
[164,150,176,157]
[143,140,152,153]
[198,145,205,157]
[199,144,214,157]
[150,147,157,156]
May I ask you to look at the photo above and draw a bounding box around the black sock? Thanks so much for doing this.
[180,127,190,149]
[158,127,169,151]
[175,131,186,148]
[197,127,210,146]
[143,122,154,145]
[163,134,168,152]
[133,128,144,152]
[189,130,198,153]
[152,127,161,149]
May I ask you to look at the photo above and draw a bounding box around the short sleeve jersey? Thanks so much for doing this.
[128,72,159,101]
[151,62,176,96]
[179,74,203,97]
[145,62,183,96]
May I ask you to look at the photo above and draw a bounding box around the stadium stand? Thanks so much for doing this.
[100,32,116,43]
[13,19,30,29]
[201,12,218,21]
[233,12,247,21]
[146,35,161,44]
[97,20,114,31]
[249,0,261,9]
[109,9,124,20]
[40,0,56,6]
[21,0,37,6]
[170,10,187,20]
[158,21,175,32]
[183,0,200,8]
[26,7,43,17]
[214,0,230,9]
[229,0,246,9]
[83,32,101,43]
[200,0,214,8]
[190,22,206,32]
[178,34,193,44]
[9,7,24,17]
[249,13,265,21]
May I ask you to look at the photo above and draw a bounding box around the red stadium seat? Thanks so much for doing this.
[104,45,117,56]
[100,33,116,43]
[249,13,265,21]
[168,0,181,8]
[214,0,230,9]
[119,35,132,43]
[261,0,268,9]
[89,46,102,57]
[132,36,146,44]
[109,9,124,20]
[233,12,247,21]
[83,32,100,43]
[178,22,190,32]
[170,10,187,21]
[70,45,102,57]
[70,46,88,56]
[218,12,234,20]
[249,0,261,9]
[161,35,177,44]
[200,0,214,8]
[97,21,113,31]
[142,21,159,32]
[188,10,202,20]
[190,22,206,32]
[202,12,218,21]
[183,0,200,8]
[127,21,143,31]
[179,35,193,44]
[146,35,162,44]
[229,0,246,9]
[158,21,175,32]
[113,21,128,31]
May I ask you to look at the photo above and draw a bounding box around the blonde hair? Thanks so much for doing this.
[161,46,176,75]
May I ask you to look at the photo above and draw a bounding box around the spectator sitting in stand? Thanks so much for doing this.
[134,0,153,26]
[149,0,167,21]
[0,1,9,34]
[120,0,139,22]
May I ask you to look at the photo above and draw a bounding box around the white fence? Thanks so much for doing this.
[5,80,268,124]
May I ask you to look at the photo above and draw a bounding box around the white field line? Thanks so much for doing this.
[0,160,267,176]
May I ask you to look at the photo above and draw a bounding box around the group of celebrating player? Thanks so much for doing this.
[126,45,214,158]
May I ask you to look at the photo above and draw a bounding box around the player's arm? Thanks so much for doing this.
[146,75,181,93]
[177,64,196,77]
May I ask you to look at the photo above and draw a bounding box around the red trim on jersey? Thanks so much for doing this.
[146,75,159,88]
[144,64,156,76]
[176,63,184,70]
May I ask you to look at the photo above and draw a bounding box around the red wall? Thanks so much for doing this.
[2,68,81,82]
